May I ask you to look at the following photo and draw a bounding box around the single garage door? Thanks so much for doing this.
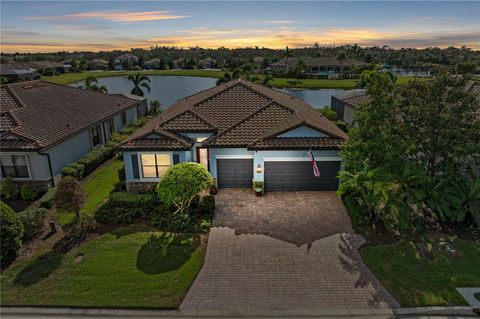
[265,161,341,191]
[217,159,253,188]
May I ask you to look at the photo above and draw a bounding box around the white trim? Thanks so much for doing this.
[215,155,254,159]
[263,157,342,162]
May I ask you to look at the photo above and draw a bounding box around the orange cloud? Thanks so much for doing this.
[28,10,188,22]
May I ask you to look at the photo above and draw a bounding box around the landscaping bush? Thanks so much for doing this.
[39,187,56,209]
[1,177,18,199]
[150,209,210,233]
[157,162,213,213]
[0,201,24,267]
[19,208,47,242]
[20,184,38,201]
[94,192,159,224]
[78,146,114,176]
[61,162,85,180]
[198,195,215,217]
[318,107,337,121]
[342,193,373,231]
[54,177,87,217]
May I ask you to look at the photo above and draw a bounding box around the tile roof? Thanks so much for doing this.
[251,137,344,150]
[116,127,193,151]
[0,81,143,151]
[334,89,369,108]
[120,79,346,151]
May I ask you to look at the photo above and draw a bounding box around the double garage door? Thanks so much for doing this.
[217,159,340,191]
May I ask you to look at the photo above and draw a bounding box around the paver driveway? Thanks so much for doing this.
[180,189,399,311]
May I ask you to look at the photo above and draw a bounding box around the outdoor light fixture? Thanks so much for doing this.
[256,164,262,173]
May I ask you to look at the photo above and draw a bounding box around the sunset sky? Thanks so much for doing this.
[1,1,479,53]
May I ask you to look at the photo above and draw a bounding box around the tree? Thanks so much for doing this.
[335,51,347,75]
[128,73,151,96]
[84,76,107,93]
[216,72,232,85]
[157,162,213,214]
[149,100,161,114]
[262,73,274,86]
[456,61,477,75]
[340,72,480,232]
[54,176,87,218]
[79,59,89,71]
[0,201,24,267]
[291,59,308,84]
[318,107,337,121]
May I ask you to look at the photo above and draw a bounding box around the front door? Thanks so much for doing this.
[196,147,209,170]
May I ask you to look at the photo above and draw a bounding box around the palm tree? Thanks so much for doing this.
[149,100,161,115]
[292,60,308,84]
[335,51,347,76]
[216,72,232,85]
[128,73,151,96]
[262,73,274,86]
[231,68,243,79]
[84,76,107,93]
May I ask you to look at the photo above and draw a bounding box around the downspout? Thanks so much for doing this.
[38,152,55,187]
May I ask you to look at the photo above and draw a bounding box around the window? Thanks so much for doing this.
[121,112,127,127]
[141,154,171,178]
[196,137,208,143]
[1,155,29,178]
[90,126,101,147]
[108,118,115,134]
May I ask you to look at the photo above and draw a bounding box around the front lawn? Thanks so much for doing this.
[81,158,123,217]
[1,225,205,308]
[361,235,480,306]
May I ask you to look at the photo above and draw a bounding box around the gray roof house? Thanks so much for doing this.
[117,79,347,192]
[330,89,368,125]
[0,81,147,191]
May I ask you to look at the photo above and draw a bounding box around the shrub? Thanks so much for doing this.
[157,162,213,213]
[198,195,215,217]
[39,187,56,209]
[94,192,159,224]
[20,184,38,201]
[1,177,18,199]
[19,208,47,242]
[318,107,337,121]
[0,201,24,267]
[335,120,349,133]
[61,162,85,180]
[343,193,373,231]
[77,146,114,176]
[54,177,87,217]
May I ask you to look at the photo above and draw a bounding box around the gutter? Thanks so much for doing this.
[38,152,55,187]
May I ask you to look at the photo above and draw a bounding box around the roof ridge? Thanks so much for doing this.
[203,100,275,145]
[193,80,241,107]
[162,108,218,130]
[4,84,26,109]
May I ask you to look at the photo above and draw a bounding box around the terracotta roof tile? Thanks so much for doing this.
[0,113,17,130]
[251,137,344,150]
[119,79,347,151]
[116,128,193,151]
[0,80,143,151]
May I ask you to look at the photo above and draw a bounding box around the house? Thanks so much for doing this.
[172,58,184,69]
[117,79,347,192]
[90,59,109,70]
[0,63,37,83]
[0,81,147,191]
[270,57,364,76]
[113,53,138,70]
[330,89,368,125]
[144,58,161,70]
[198,58,216,69]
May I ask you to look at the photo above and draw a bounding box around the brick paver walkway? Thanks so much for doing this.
[180,189,399,311]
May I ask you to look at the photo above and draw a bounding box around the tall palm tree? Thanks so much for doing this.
[84,76,107,93]
[149,100,162,115]
[335,51,347,76]
[128,73,151,96]
[293,60,308,84]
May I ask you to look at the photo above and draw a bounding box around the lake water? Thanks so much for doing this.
[72,76,344,109]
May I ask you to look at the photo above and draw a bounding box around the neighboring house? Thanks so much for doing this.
[270,57,364,76]
[90,59,109,70]
[198,58,216,69]
[330,89,368,125]
[0,63,37,83]
[0,81,147,191]
[172,58,184,69]
[117,79,347,192]
[144,58,161,70]
[113,53,138,70]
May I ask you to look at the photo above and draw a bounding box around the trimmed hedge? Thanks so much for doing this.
[0,201,24,267]
[39,187,56,209]
[78,146,115,177]
[94,192,214,233]
[20,184,38,201]
[61,162,85,180]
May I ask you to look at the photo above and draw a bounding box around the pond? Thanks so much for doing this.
[72,76,345,109]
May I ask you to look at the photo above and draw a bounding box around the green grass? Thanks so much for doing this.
[44,69,429,89]
[0,225,205,308]
[80,158,123,217]
[361,236,480,306]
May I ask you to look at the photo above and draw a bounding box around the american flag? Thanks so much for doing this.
[307,150,320,177]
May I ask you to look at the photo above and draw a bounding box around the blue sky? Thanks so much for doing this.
[1,1,479,52]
